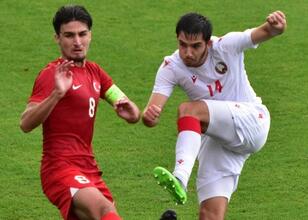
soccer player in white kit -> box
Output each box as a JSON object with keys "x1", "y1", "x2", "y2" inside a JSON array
[{"x1": 142, "y1": 11, "x2": 286, "y2": 220}]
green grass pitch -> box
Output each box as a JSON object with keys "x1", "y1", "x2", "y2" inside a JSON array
[{"x1": 0, "y1": 0, "x2": 307, "y2": 219}]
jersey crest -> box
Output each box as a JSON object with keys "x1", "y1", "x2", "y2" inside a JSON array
[
  {"x1": 215, "y1": 61, "x2": 228, "y2": 74},
  {"x1": 93, "y1": 81, "x2": 101, "y2": 93}
]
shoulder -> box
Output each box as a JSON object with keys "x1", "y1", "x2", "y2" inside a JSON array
[
  {"x1": 159, "y1": 50, "x2": 184, "y2": 71},
  {"x1": 85, "y1": 60, "x2": 100, "y2": 71},
  {"x1": 35, "y1": 59, "x2": 59, "y2": 80},
  {"x1": 85, "y1": 60, "x2": 110, "y2": 76},
  {"x1": 85, "y1": 61, "x2": 113, "y2": 89},
  {"x1": 211, "y1": 29, "x2": 255, "y2": 53}
]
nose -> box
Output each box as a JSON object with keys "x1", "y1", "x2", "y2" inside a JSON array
[
  {"x1": 186, "y1": 47, "x2": 193, "y2": 58},
  {"x1": 73, "y1": 35, "x2": 81, "y2": 46}
]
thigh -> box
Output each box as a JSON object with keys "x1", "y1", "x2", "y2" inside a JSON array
[
  {"x1": 227, "y1": 102, "x2": 270, "y2": 153},
  {"x1": 198, "y1": 176, "x2": 238, "y2": 220},
  {"x1": 197, "y1": 174, "x2": 238, "y2": 204},
  {"x1": 203, "y1": 100, "x2": 270, "y2": 154},
  {"x1": 42, "y1": 167, "x2": 113, "y2": 220},
  {"x1": 197, "y1": 136, "x2": 247, "y2": 202},
  {"x1": 202, "y1": 100, "x2": 242, "y2": 147},
  {"x1": 73, "y1": 187, "x2": 116, "y2": 219}
]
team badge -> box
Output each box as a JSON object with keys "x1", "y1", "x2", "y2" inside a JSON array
[
  {"x1": 215, "y1": 61, "x2": 228, "y2": 74},
  {"x1": 93, "y1": 82, "x2": 101, "y2": 93}
]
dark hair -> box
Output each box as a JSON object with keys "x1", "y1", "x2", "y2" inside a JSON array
[
  {"x1": 176, "y1": 12, "x2": 212, "y2": 42},
  {"x1": 53, "y1": 5, "x2": 92, "y2": 35}
]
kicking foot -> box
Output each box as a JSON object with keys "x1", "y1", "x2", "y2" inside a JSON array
[{"x1": 153, "y1": 166, "x2": 187, "y2": 205}]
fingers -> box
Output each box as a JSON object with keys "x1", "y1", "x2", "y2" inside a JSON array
[
  {"x1": 266, "y1": 10, "x2": 287, "y2": 36},
  {"x1": 114, "y1": 98, "x2": 135, "y2": 114},
  {"x1": 276, "y1": 11, "x2": 286, "y2": 20},
  {"x1": 115, "y1": 98, "x2": 129, "y2": 105},
  {"x1": 266, "y1": 11, "x2": 286, "y2": 25},
  {"x1": 56, "y1": 60, "x2": 75, "y2": 74},
  {"x1": 143, "y1": 104, "x2": 162, "y2": 121},
  {"x1": 67, "y1": 70, "x2": 73, "y2": 77},
  {"x1": 54, "y1": 60, "x2": 74, "y2": 96},
  {"x1": 114, "y1": 98, "x2": 129, "y2": 109}
]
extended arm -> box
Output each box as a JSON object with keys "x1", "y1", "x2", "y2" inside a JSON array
[
  {"x1": 105, "y1": 84, "x2": 140, "y2": 123},
  {"x1": 20, "y1": 93, "x2": 62, "y2": 132},
  {"x1": 251, "y1": 11, "x2": 287, "y2": 44},
  {"x1": 114, "y1": 98, "x2": 140, "y2": 123},
  {"x1": 20, "y1": 60, "x2": 74, "y2": 132},
  {"x1": 142, "y1": 93, "x2": 169, "y2": 127}
]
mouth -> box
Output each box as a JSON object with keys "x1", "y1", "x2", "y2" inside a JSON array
[
  {"x1": 73, "y1": 49, "x2": 83, "y2": 53},
  {"x1": 72, "y1": 47, "x2": 83, "y2": 53},
  {"x1": 184, "y1": 58, "x2": 195, "y2": 64}
]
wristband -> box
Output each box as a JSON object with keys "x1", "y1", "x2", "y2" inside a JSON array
[{"x1": 105, "y1": 84, "x2": 126, "y2": 105}]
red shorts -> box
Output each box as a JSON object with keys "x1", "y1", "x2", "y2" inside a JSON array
[{"x1": 41, "y1": 167, "x2": 113, "y2": 220}]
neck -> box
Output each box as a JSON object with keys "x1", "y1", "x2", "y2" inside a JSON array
[
  {"x1": 60, "y1": 56, "x2": 85, "y2": 67},
  {"x1": 74, "y1": 60, "x2": 85, "y2": 67}
]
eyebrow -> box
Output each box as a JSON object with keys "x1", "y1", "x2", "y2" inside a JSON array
[
  {"x1": 61, "y1": 30, "x2": 89, "y2": 35},
  {"x1": 179, "y1": 39, "x2": 202, "y2": 46}
]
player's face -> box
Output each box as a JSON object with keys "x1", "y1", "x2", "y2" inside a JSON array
[
  {"x1": 55, "y1": 21, "x2": 91, "y2": 65},
  {"x1": 177, "y1": 32, "x2": 208, "y2": 67}
]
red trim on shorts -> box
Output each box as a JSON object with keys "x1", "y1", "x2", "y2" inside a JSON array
[
  {"x1": 177, "y1": 116, "x2": 201, "y2": 134},
  {"x1": 101, "y1": 212, "x2": 121, "y2": 220}
]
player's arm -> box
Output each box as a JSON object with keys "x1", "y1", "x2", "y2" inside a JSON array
[
  {"x1": 142, "y1": 93, "x2": 169, "y2": 127},
  {"x1": 20, "y1": 60, "x2": 74, "y2": 133},
  {"x1": 251, "y1": 11, "x2": 287, "y2": 45},
  {"x1": 20, "y1": 91, "x2": 63, "y2": 133},
  {"x1": 105, "y1": 84, "x2": 140, "y2": 123}
]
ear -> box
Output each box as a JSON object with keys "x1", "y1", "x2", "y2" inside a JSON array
[
  {"x1": 54, "y1": 33, "x2": 60, "y2": 44},
  {"x1": 207, "y1": 40, "x2": 213, "y2": 47}
]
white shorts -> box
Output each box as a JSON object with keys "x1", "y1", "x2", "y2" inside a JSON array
[
  {"x1": 196, "y1": 100, "x2": 270, "y2": 203},
  {"x1": 198, "y1": 175, "x2": 239, "y2": 203}
]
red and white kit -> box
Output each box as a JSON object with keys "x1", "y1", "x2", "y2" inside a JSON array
[{"x1": 153, "y1": 29, "x2": 270, "y2": 202}]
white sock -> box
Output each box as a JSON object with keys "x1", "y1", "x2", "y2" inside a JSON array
[{"x1": 173, "y1": 130, "x2": 201, "y2": 189}]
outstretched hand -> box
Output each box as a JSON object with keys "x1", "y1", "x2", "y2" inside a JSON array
[
  {"x1": 54, "y1": 60, "x2": 74, "y2": 98},
  {"x1": 114, "y1": 98, "x2": 140, "y2": 123},
  {"x1": 266, "y1": 11, "x2": 287, "y2": 36}
]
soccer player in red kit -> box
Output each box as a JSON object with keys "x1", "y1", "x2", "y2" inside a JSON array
[{"x1": 20, "y1": 5, "x2": 140, "y2": 220}]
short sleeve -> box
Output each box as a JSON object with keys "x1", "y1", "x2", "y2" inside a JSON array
[
  {"x1": 97, "y1": 65, "x2": 113, "y2": 99},
  {"x1": 152, "y1": 60, "x2": 177, "y2": 97},
  {"x1": 213, "y1": 29, "x2": 258, "y2": 54},
  {"x1": 29, "y1": 67, "x2": 55, "y2": 103}
]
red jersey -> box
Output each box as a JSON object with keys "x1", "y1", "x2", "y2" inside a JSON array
[{"x1": 29, "y1": 58, "x2": 113, "y2": 174}]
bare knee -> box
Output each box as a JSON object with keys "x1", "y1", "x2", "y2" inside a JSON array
[
  {"x1": 199, "y1": 207, "x2": 225, "y2": 220},
  {"x1": 91, "y1": 200, "x2": 116, "y2": 219},
  {"x1": 73, "y1": 187, "x2": 117, "y2": 220},
  {"x1": 178, "y1": 102, "x2": 193, "y2": 117},
  {"x1": 199, "y1": 197, "x2": 227, "y2": 220},
  {"x1": 178, "y1": 101, "x2": 210, "y2": 129}
]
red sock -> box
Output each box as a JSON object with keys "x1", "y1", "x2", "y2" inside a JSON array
[
  {"x1": 101, "y1": 212, "x2": 121, "y2": 220},
  {"x1": 173, "y1": 116, "x2": 201, "y2": 188},
  {"x1": 177, "y1": 116, "x2": 201, "y2": 134}
]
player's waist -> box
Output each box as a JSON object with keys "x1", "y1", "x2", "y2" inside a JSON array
[
  {"x1": 40, "y1": 155, "x2": 101, "y2": 177},
  {"x1": 42, "y1": 133, "x2": 94, "y2": 156}
]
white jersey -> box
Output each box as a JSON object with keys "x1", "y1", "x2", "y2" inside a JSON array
[{"x1": 153, "y1": 29, "x2": 261, "y2": 104}]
